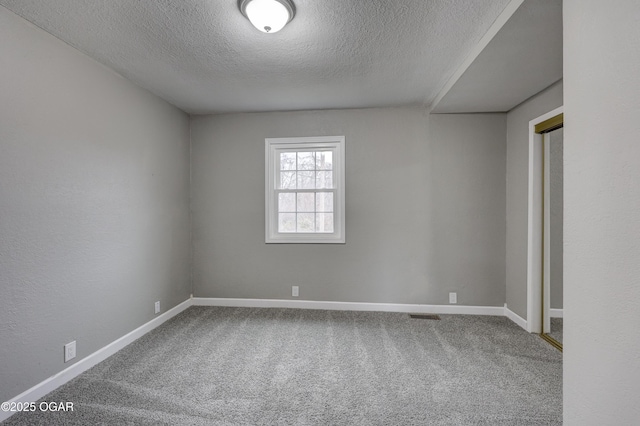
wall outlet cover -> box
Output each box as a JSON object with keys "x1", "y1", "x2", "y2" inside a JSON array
[
  {"x1": 292, "y1": 286, "x2": 299, "y2": 297},
  {"x1": 449, "y1": 292, "x2": 458, "y2": 304},
  {"x1": 155, "y1": 301, "x2": 160, "y2": 314},
  {"x1": 64, "y1": 341, "x2": 76, "y2": 363}
]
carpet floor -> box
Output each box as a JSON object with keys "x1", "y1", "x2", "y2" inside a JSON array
[
  {"x1": 549, "y1": 318, "x2": 563, "y2": 344},
  {"x1": 4, "y1": 307, "x2": 562, "y2": 425}
]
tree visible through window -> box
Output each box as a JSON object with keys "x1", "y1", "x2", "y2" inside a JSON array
[{"x1": 265, "y1": 136, "x2": 345, "y2": 243}]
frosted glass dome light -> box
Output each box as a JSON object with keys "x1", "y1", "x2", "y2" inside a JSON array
[{"x1": 239, "y1": 0, "x2": 295, "y2": 34}]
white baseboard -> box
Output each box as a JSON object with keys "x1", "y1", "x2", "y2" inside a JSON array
[
  {"x1": 550, "y1": 308, "x2": 563, "y2": 318},
  {"x1": 504, "y1": 304, "x2": 528, "y2": 331},
  {"x1": 0, "y1": 298, "x2": 192, "y2": 423},
  {"x1": 192, "y1": 297, "x2": 505, "y2": 316}
]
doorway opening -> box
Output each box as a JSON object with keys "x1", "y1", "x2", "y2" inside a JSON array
[{"x1": 527, "y1": 107, "x2": 563, "y2": 351}]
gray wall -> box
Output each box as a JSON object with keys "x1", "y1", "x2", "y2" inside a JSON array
[
  {"x1": 549, "y1": 129, "x2": 563, "y2": 310},
  {"x1": 505, "y1": 81, "x2": 563, "y2": 319},
  {"x1": 564, "y1": 1, "x2": 640, "y2": 423},
  {"x1": 191, "y1": 108, "x2": 506, "y2": 306},
  {"x1": 0, "y1": 7, "x2": 191, "y2": 402}
]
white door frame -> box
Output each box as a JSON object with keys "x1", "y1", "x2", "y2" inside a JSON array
[{"x1": 527, "y1": 106, "x2": 563, "y2": 333}]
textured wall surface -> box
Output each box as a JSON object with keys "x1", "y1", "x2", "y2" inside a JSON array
[
  {"x1": 564, "y1": 1, "x2": 640, "y2": 423},
  {"x1": 0, "y1": 0, "x2": 511, "y2": 113},
  {"x1": 505, "y1": 81, "x2": 563, "y2": 319},
  {"x1": 0, "y1": 8, "x2": 191, "y2": 402},
  {"x1": 549, "y1": 129, "x2": 563, "y2": 309},
  {"x1": 191, "y1": 108, "x2": 506, "y2": 306}
]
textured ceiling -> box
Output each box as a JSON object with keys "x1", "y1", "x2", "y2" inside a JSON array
[
  {"x1": 432, "y1": 0, "x2": 563, "y2": 113},
  {"x1": 0, "y1": 0, "x2": 512, "y2": 114}
]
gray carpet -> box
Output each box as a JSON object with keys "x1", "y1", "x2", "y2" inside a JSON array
[
  {"x1": 549, "y1": 318, "x2": 563, "y2": 344},
  {"x1": 3, "y1": 307, "x2": 563, "y2": 425}
]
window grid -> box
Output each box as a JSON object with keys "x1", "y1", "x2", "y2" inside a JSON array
[
  {"x1": 276, "y1": 191, "x2": 335, "y2": 233},
  {"x1": 276, "y1": 149, "x2": 335, "y2": 234}
]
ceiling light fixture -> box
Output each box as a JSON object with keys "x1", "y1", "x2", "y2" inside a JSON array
[{"x1": 238, "y1": 0, "x2": 295, "y2": 34}]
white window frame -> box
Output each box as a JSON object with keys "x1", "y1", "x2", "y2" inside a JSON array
[{"x1": 265, "y1": 136, "x2": 345, "y2": 244}]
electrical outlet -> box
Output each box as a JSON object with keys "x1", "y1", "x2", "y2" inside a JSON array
[
  {"x1": 292, "y1": 286, "x2": 299, "y2": 297},
  {"x1": 449, "y1": 292, "x2": 457, "y2": 304},
  {"x1": 155, "y1": 301, "x2": 160, "y2": 314},
  {"x1": 64, "y1": 341, "x2": 76, "y2": 363}
]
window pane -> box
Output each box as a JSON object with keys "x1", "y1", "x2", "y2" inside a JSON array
[
  {"x1": 297, "y1": 171, "x2": 315, "y2": 189},
  {"x1": 316, "y1": 192, "x2": 333, "y2": 212},
  {"x1": 315, "y1": 213, "x2": 334, "y2": 233},
  {"x1": 316, "y1": 171, "x2": 333, "y2": 189},
  {"x1": 278, "y1": 193, "x2": 295, "y2": 212},
  {"x1": 297, "y1": 152, "x2": 315, "y2": 170},
  {"x1": 280, "y1": 152, "x2": 296, "y2": 170},
  {"x1": 296, "y1": 193, "x2": 314, "y2": 212},
  {"x1": 278, "y1": 213, "x2": 296, "y2": 233},
  {"x1": 280, "y1": 171, "x2": 296, "y2": 189},
  {"x1": 297, "y1": 213, "x2": 315, "y2": 232},
  {"x1": 316, "y1": 151, "x2": 333, "y2": 170}
]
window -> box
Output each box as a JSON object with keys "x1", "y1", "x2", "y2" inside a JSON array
[{"x1": 265, "y1": 136, "x2": 345, "y2": 243}]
